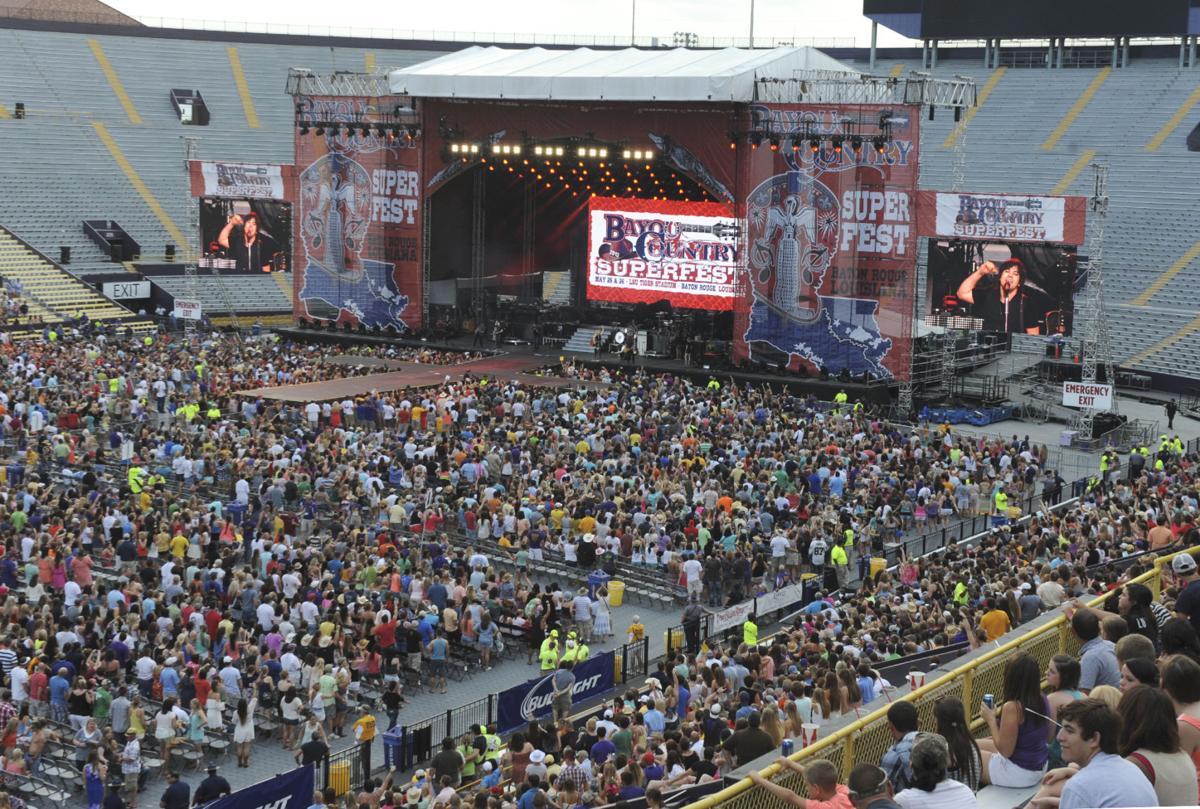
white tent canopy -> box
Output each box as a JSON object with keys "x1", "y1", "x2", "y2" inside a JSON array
[{"x1": 388, "y1": 46, "x2": 857, "y2": 102}]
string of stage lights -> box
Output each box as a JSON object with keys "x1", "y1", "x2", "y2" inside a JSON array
[{"x1": 474, "y1": 152, "x2": 712, "y2": 203}]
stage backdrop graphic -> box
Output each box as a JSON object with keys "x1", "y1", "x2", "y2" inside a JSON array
[
  {"x1": 196, "y1": 765, "x2": 313, "y2": 809},
  {"x1": 915, "y1": 191, "x2": 1087, "y2": 245},
  {"x1": 733, "y1": 103, "x2": 920, "y2": 382},
  {"x1": 497, "y1": 650, "x2": 615, "y2": 733},
  {"x1": 292, "y1": 96, "x2": 422, "y2": 330},
  {"x1": 585, "y1": 197, "x2": 740, "y2": 311}
]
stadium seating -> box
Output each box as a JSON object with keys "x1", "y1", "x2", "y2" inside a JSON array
[
  {"x1": 146, "y1": 272, "x2": 293, "y2": 314},
  {"x1": 0, "y1": 226, "x2": 156, "y2": 337},
  {"x1": 1, "y1": 19, "x2": 1199, "y2": 375}
]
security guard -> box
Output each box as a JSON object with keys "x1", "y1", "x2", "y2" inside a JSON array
[
  {"x1": 127, "y1": 462, "x2": 147, "y2": 495},
  {"x1": 742, "y1": 615, "x2": 758, "y2": 647},
  {"x1": 830, "y1": 539, "x2": 849, "y2": 590},
  {"x1": 706, "y1": 377, "x2": 721, "y2": 391},
  {"x1": 206, "y1": 403, "x2": 221, "y2": 421},
  {"x1": 561, "y1": 637, "x2": 589, "y2": 663},
  {"x1": 994, "y1": 486, "x2": 1009, "y2": 516},
  {"x1": 833, "y1": 389, "x2": 848, "y2": 413},
  {"x1": 483, "y1": 724, "x2": 503, "y2": 764},
  {"x1": 539, "y1": 630, "x2": 560, "y2": 672}
]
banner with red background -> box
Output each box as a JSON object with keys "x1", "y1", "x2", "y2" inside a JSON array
[
  {"x1": 733, "y1": 103, "x2": 920, "y2": 382},
  {"x1": 586, "y1": 197, "x2": 740, "y2": 311},
  {"x1": 292, "y1": 96, "x2": 423, "y2": 330}
]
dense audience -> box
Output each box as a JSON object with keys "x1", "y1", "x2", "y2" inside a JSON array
[{"x1": 0, "y1": 327, "x2": 1194, "y2": 809}]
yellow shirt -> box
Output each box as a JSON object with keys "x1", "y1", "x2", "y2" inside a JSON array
[
  {"x1": 170, "y1": 534, "x2": 190, "y2": 559},
  {"x1": 353, "y1": 714, "x2": 376, "y2": 742},
  {"x1": 980, "y1": 609, "x2": 1011, "y2": 641}
]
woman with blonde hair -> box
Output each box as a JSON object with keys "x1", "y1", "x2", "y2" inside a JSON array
[{"x1": 759, "y1": 705, "x2": 786, "y2": 747}]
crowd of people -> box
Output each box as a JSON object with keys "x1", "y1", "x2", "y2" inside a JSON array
[{"x1": 0, "y1": 326, "x2": 1193, "y2": 809}]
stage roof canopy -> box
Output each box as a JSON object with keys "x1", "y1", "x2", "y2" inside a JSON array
[{"x1": 388, "y1": 46, "x2": 857, "y2": 102}]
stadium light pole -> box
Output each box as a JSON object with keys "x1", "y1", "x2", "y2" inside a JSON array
[
  {"x1": 631, "y1": 0, "x2": 635, "y2": 45},
  {"x1": 749, "y1": 0, "x2": 755, "y2": 48}
]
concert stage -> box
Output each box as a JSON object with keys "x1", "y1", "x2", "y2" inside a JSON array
[{"x1": 258, "y1": 327, "x2": 890, "y2": 405}]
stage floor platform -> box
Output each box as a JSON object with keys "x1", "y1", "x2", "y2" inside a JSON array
[{"x1": 240, "y1": 353, "x2": 611, "y2": 402}]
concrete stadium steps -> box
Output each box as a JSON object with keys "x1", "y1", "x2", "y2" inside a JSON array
[{"x1": 0, "y1": 227, "x2": 135, "y2": 322}]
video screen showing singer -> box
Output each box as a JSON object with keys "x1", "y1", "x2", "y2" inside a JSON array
[
  {"x1": 218, "y1": 212, "x2": 278, "y2": 273},
  {"x1": 955, "y1": 257, "x2": 1039, "y2": 335}
]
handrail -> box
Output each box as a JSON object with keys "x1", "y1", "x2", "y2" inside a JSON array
[{"x1": 683, "y1": 546, "x2": 1194, "y2": 809}]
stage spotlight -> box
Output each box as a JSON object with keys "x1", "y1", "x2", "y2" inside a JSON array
[
  {"x1": 578, "y1": 147, "x2": 587, "y2": 158},
  {"x1": 315, "y1": 125, "x2": 325, "y2": 135},
  {"x1": 493, "y1": 143, "x2": 501, "y2": 154},
  {"x1": 768, "y1": 136, "x2": 779, "y2": 152},
  {"x1": 554, "y1": 146, "x2": 564, "y2": 156},
  {"x1": 749, "y1": 133, "x2": 761, "y2": 150},
  {"x1": 470, "y1": 144, "x2": 480, "y2": 154},
  {"x1": 360, "y1": 124, "x2": 370, "y2": 136},
  {"x1": 622, "y1": 150, "x2": 632, "y2": 159},
  {"x1": 587, "y1": 148, "x2": 597, "y2": 157},
  {"x1": 832, "y1": 138, "x2": 843, "y2": 154},
  {"x1": 450, "y1": 144, "x2": 460, "y2": 153},
  {"x1": 850, "y1": 136, "x2": 863, "y2": 153},
  {"x1": 728, "y1": 133, "x2": 738, "y2": 150},
  {"x1": 598, "y1": 148, "x2": 607, "y2": 158},
  {"x1": 299, "y1": 124, "x2": 309, "y2": 135},
  {"x1": 407, "y1": 125, "x2": 419, "y2": 139},
  {"x1": 791, "y1": 140, "x2": 800, "y2": 153},
  {"x1": 809, "y1": 138, "x2": 820, "y2": 153},
  {"x1": 873, "y1": 136, "x2": 887, "y2": 154}
]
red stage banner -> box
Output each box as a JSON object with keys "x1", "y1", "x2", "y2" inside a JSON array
[
  {"x1": 585, "y1": 197, "x2": 740, "y2": 311},
  {"x1": 291, "y1": 96, "x2": 423, "y2": 330},
  {"x1": 733, "y1": 103, "x2": 920, "y2": 382},
  {"x1": 915, "y1": 190, "x2": 1087, "y2": 245}
]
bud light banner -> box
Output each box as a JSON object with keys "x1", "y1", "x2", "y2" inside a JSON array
[
  {"x1": 197, "y1": 765, "x2": 313, "y2": 809},
  {"x1": 293, "y1": 96, "x2": 422, "y2": 331},
  {"x1": 733, "y1": 103, "x2": 919, "y2": 382},
  {"x1": 586, "y1": 198, "x2": 741, "y2": 311},
  {"x1": 497, "y1": 651, "x2": 615, "y2": 733}
]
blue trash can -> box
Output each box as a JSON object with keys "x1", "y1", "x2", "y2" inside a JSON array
[
  {"x1": 382, "y1": 728, "x2": 404, "y2": 770},
  {"x1": 587, "y1": 570, "x2": 610, "y2": 599},
  {"x1": 227, "y1": 501, "x2": 248, "y2": 526}
]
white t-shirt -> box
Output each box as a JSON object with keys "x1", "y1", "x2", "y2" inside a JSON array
[
  {"x1": 770, "y1": 535, "x2": 790, "y2": 558},
  {"x1": 894, "y1": 779, "x2": 979, "y2": 809},
  {"x1": 683, "y1": 558, "x2": 703, "y2": 583}
]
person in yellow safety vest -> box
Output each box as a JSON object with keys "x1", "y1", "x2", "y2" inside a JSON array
[
  {"x1": 1155, "y1": 458, "x2": 1165, "y2": 472},
  {"x1": 706, "y1": 377, "x2": 720, "y2": 391},
  {"x1": 483, "y1": 725, "x2": 502, "y2": 763},
  {"x1": 833, "y1": 390, "x2": 848, "y2": 414},
  {"x1": 743, "y1": 616, "x2": 758, "y2": 647},
  {"x1": 830, "y1": 540, "x2": 849, "y2": 590},
  {"x1": 47, "y1": 329, "x2": 57, "y2": 342},
  {"x1": 1160, "y1": 435, "x2": 1171, "y2": 455},
  {"x1": 953, "y1": 579, "x2": 969, "y2": 606},
  {"x1": 994, "y1": 487, "x2": 1009, "y2": 515},
  {"x1": 1173, "y1": 437, "x2": 1184, "y2": 456},
  {"x1": 127, "y1": 464, "x2": 147, "y2": 494},
  {"x1": 852, "y1": 400, "x2": 864, "y2": 415},
  {"x1": 562, "y1": 637, "x2": 589, "y2": 663},
  {"x1": 206, "y1": 404, "x2": 220, "y2": 420},
  {"x1": 143, "y1": 335, "x2": 153, "y2": 347},
  {"x1": 539, "y1": 630, "x2": 559, "y2": 671}
]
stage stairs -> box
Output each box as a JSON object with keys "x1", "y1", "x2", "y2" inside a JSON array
[{"x1": 564, "y1": 325, "x2": 601, "y2": 353}]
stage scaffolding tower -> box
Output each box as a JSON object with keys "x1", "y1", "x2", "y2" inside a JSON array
[
  {"x1": 471, "y1": 170, "x2": 486, "y2": 322},
  {"x1": 182, "y1": 136, "x2": 201, "y2": 338},
  {"x1": 1069, "y1": 162, "x2": 1114, "y2": 439}
]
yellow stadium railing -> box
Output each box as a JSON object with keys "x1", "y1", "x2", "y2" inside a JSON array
[{"x1": 685, "y1": 548, "x2": 1192, "y2": 809}]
